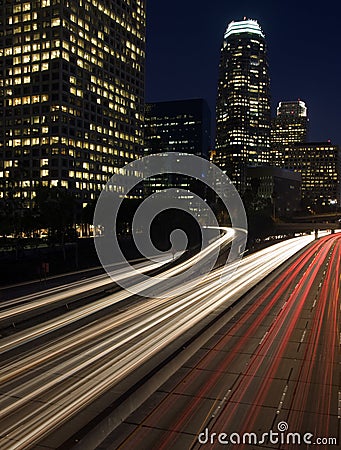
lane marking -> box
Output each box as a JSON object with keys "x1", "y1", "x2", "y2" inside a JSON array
[
  {"x1": 211, "y1": 390, "x2": 231, "y2": 419},
  {"x1": 300, "y1": 330, "x2": 306, "y2": 343},
  {"x1": 259, "y1": 331, "x2": 268, "y2": 345},
  {"x1": 276, "y1": 384, "x2": 288, "y2": 414}
]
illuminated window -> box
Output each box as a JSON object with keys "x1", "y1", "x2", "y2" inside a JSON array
[{"x1": 51, "y1": 18, "x2": 61, "y2": 27}]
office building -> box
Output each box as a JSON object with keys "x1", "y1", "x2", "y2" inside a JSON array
[
  {"x1": 0, "y1": 0, "x2": 146, "y2": 207},
  {"x1": 214, "y1": 18, "x2": 271, "y2": 194},
  {"x1": 271, "y1": 100, "x2": 308, "y2": 164},
  {"x1": 247, "y1": 165, "x2": 301, "y2": 217},
  {"x1": 144, "y1": 99, "x2": 210, "y2": 159},
  {"x1": 283, "y1": 142, "x2": 340, "y2": 210},
  {"x1": 144, "y1": 99, "x2": 211, "y2": 194}
]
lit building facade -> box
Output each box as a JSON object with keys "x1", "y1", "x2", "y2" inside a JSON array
[
  {"x1": 144, "y1": 99, "x2": 211, "y2": 194},
  {"x1": 283, "y1": 142, "x2": 340, "y2": 210},
  {"x1": 0, "y1": 0, "x2": 146, "y2": 207},
  {"x1": 144, "y1": 99, "x2": 211, "y2": 159},
  {"x1": 271, "y1": 100, "x2": 308, "y2": 164},
  {"x1": 214, "y1": 18, "x2": 271, "y2": 194}
]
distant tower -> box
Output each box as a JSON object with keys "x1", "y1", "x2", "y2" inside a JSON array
[
  {"x1": 214, "y1": 18, "x2": 271, "y2": 194},
  {"x1": 271, "y1": 100, "x2": 308, "y2": 164}
]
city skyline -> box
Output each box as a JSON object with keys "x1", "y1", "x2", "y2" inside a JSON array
[
  {"x1": 146, "y1": 0, "x2": 341, "y2": 146},
  {"x1": 0, "y1": 3, "x2": 340, "y2": 448}
]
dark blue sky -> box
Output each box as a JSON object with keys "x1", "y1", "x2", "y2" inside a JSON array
[{"x1": 146, "y1": 0, "x2": 341, "y2": 146}]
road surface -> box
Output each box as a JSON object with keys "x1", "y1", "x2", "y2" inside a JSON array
[
  {"x1": 0, "y1": 231, "x2": 327, "y2": 449},
  {"x1": 98, "y1": 233, "x2": 340, "y2": 450}
]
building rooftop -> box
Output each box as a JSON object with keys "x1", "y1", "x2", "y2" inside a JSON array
[{"x1": 224, "y1": 19, "x2": 264, "y2": 39}]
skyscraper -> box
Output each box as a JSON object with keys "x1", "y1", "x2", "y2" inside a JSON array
[
  {"x1": 0, "y1": 0, "x2": 146, "y2": 207},
  {"x1": 144, "y1": 99, "x2": 211, "y2": 159},
  {"x1": 271, "y1": 100, "x2": 308, "y2": 164},
  {"x1": 214, "y1": 18, "x2": 271, "y2": 194},
  {"x1": 143, "y1": 98, "x2": 211, "y2": 194}
]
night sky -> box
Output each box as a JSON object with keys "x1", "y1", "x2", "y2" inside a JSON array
[{"x1": 146, "y1": 0, "x2": 341, "y2": 147}]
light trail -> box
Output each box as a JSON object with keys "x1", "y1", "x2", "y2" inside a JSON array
[
  {"x1": 0, "y1": 228, "x2": 235, "y2": 353},
  {"x1": 0, "y1": 231, "x2": 318, "y2": 449},
  {"x1": 0, "y1": 254, "x2": 173, "y2": 325},
  {"x1": 0, "y1": 231, "x2": 309, "y2": 356},
  {"x1": 126, "y1": 235, "x2": 332, "y2": 450},
  {"x1": 113, "y1": 234, "x2": 340, "y2": 450},
  {"x1": 0, "y1": 227, "x2": 236, "y2": 326}
]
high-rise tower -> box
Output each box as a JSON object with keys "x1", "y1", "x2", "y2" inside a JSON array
[
  {"x1": 271, "y1": 100, "x2": 308, "y2": 164},
  {"x1": 143, "y1": 99, "x2": 211, "y2": 195},
  {"x1": 144, "y1": 99, "x2": 211, "y2": 159},
  {"x1": 214, "y1": 18, "x2": 271, "y2": 194},
  {"x1": 0, "y1": 0, "x2": 146, "y2": 207}
]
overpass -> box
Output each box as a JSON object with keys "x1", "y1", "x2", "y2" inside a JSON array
[
  {"x1": 292, "y1": 212, "x2": 341, "y2": 222},
  {"x1": 274, "y1": 211, "x2": 340, "y2": 233},
  {"x1": 275, "y1": 222, "x2": 340, "y2": 233}
]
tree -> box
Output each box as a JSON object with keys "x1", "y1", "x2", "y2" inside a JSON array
[
  {"x1": 34, "y1": 187, "x2": 78, "y2": 257},
  {"x1": 242, "y1": 183, "x2": 275, "y2": 247}
]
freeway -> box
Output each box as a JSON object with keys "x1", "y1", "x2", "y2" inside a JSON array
[
  {"x1": 0, "y1": 227, "x2": 234, "y2": 351},
  {"x1": 0, "y1": 231, "x2": 319, "y2": 449},
  {"x1": 103, "y1": 233, "x2": 340, "y2": 450},
  {"x1": 0, "y1": 253, "x2": 173, "y2": 327},
  {"x1": 0, "y1": 226, "x2": 235, "y2": 328}
]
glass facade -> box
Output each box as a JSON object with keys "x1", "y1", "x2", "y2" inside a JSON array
[
  {"x1": 214, "y1": 19, "x2": 271, "y2": 194},
  {"x1": 144, "y1": 99, "x2": 210, "y2": 159},
  {"x1": 144, "y1": 99, "x2": 211, "y2": 194},
  {"x1": 0, "y1": 0, "x2": 146, "y2": 206}
]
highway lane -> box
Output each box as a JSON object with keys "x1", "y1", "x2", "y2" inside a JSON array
[
  {"x1": 0, "y1": 226, "x2": 236, "y2": 328},
  {"x1": 0, "y1": 231, "x2": 308, "y2": 362},
  {"x1": 0, "y1": 227, "x2": 235, "y2": 352},
  {"x1": 103, "y1": 233, "x2": 340, "y2": 450},
  {"x1": 0, "y1": 254, "x2": 174, "y2": 327},
  {"x1": 0, "y1": 232, "x2": 317, "y2": 449},
  {"x1": 0, "y1": 227, "x2": 235, "y2": 446}
]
